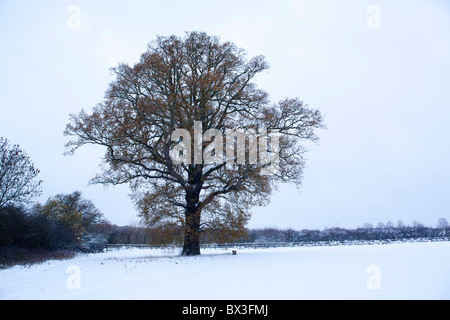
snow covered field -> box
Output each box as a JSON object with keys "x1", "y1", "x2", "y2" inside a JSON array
[{"x1": 1, "y1": 241, "x2": 450, "y2": 300}]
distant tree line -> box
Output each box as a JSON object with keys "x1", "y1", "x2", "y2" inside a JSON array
[
  {"x1": 91, "y1": 222, "x2": 247, "y2": 246},
  {"x1": 92, "y1": 218, "x2": 450, "y2": 246},
  {"x1": 246, "y1": 219, "x2": 450, "y2": 243}
]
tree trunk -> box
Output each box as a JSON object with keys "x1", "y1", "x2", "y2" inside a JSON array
[
  {"x1": 181, "y1": 166, "x2": 203, "y2": 256},
  {"x1": 181, "y1": 207, "x2": 201, "y2": 256}
]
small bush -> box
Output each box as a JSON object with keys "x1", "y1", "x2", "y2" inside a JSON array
[{"x1": 0, "y1": 193, "x2": 107, "y2": 268}]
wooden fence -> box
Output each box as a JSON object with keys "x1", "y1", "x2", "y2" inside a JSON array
[{"x1": 105, "y1": 236, "x2": 450, "y2": 251}]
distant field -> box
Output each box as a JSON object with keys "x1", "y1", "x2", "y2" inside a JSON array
[{"x1": 1, "y1": 241, "x2": 450, "y2": 300}]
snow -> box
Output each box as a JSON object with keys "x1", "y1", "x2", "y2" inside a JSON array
[{"x1": 1, "y1": 241, "x2": 450, "y2": 300}]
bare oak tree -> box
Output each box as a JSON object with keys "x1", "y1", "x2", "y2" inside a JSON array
[
  {"x1": 65, "y1": 31, "x2": 324, "y2": 255},
  {"x1": 0, "y1": 137, "x2": 43, "y2": 208}
]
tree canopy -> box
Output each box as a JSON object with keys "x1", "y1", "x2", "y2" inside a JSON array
[
  {"x1": 65, "y1": 31, "x2": 324, "y2": 255},
  {"x1": 0, "y1": 137, "x2": 42, "y2": 209}
]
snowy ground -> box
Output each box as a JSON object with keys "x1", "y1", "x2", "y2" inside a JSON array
[{"x1": 1, "y1": 241, "x2": 450, "y2": 300}]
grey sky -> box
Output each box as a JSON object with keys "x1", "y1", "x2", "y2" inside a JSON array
[{"x1": 1, "y1": 0, "x2": 449, "y2": 229}]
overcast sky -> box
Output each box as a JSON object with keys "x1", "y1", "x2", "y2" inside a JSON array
[{"x1": 1, "y1": 0, "x2": 449, "y2": 230}]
